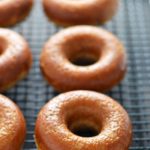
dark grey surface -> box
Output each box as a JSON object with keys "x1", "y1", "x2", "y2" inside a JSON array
[{"x1": 3, "y1": 0, "x2": 150, "y2": 149}]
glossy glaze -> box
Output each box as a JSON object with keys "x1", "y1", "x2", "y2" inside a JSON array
[
  {"x1": 0, "y1": 0, "x2": 33, "y2": 26},
  {"x1": 0, "y1": 28, "x2": 32, "y2": 92},
  {"x1": 40, "y1": 26, "x2": 127, "y2": 92},
  {"x1": 0, "y1": 94, "x2": 26, "y2": 150},
  {"x1": 35, "y1": 90, "x2": 132, "y2": 150},
  {"x1": 42, "y1": 0, "x2": 119, "y2": 26}
]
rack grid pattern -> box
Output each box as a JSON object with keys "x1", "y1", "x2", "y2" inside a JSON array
[{"x1": 3, "y1": 0, "x2": 150, "y2": 149}]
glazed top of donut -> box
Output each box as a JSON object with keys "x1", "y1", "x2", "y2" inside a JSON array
[
  {"x1": 41, "y1": 26, "x2": 126, "y2": 92},
  {"x1": 0, "y1": 28, "x2": 32, "y2": 90},
  {"x1": 0, "y1": 28, "x2": 31, "y2": 64},
  {"x1": 36, "y1": 90, "x2": 132, "y2": 150},
  {"x1": 0, "y1": 95, "x2": 26, "y2": 150},
  {"x1": 42, "y1": 0, "x2": 118, "y2": 25},
  {"x1": 42, "y1": 25, "x2": 126, "y2": 73}
]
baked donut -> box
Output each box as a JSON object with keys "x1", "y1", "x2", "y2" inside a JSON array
[
  {"x1": 42, "y1": 0, "x2": 119, "y2": 26},
  {"x1": 0, "y1": 0, "x2": 33, "y2": 27},
  {"x1": 40, "y1": 26, "x2": 127, "y2": 92},
  {"x1": 35, "y1": 90, "x2": 132, "y2": 150},
  {"x1": 0, "y1": 94, "x2": 26, "y2": 150},
  {"x1": 0, "y1": 28, "x2": 32, "y2": 92}
]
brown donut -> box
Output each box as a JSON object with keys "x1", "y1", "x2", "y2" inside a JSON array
[
  {"x1": 0, "y1": 28, "x2": 32, "y2": 92},
  {"x1": 40, "y1": 26, "x2": 127, "y2": 92},
  {"x1": 35, "y1": 90, "x2": 132, "y2": 150},
  {"x1": 42, "y1": 0, "x2": 119, "y2": 26},
  {"x1": 0, "y1": 94, "x2": 26, "y2": 150},
  {"x1": 0, "y1": 0, "x2": 33, "y2": 27}
]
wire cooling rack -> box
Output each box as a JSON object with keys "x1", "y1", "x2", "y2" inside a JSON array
[{"x1": 2, "y1": 0, "x2": 150, "y2": 149}]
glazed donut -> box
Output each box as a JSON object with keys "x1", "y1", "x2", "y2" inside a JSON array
[
  {"x1": 40, "y1": 26, "x2": 127, "y2": 92},
  {"x1": 35, "y1": 90, "x2": 132, "y2": 150},
  {"x1": 42, "y1": 0, "x2": 119, "y2": 26},
  {"x1": 0, "y1": 94, "x2": 26, "y2": 150},
  {"x1": 0, "y1": 28, "x2": 32, "y2": 92},
  {"x1": 0, "y1": 0, "x2": 33, "y2": 26}
]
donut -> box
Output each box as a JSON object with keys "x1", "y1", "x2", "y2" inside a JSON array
[
  {"x1": 40, "y1": 26, "x2": 127, "y2": 92},
  {"x1": 0, "y1": 94, "x2": 26, "y2": 150},
  {"x1": 0, "y1": 0, "x2": 33, "y2": 26},
  {"x1": 0, "y1": 28, "x2": 32, "y2": 92},
  {"x1": 42, "y1": 0, "x2": 119, "y2": 26},
  {"x1": 35, "y1": 90, "x2": 132, "y2": 150}
]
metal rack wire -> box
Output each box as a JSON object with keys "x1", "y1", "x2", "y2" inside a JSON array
[{"x1": 3, "y1": 0, "x2": 150, "y2": 149}]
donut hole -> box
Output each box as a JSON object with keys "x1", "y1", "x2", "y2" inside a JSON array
[
  {"x1": 0, "y1": 37, "x2": 7, "y2": 55},
  {"x1": 64, "y1": 35, "x2": 102, "y2": 66},
  {"x1": 65, "y1": 107, "x2": 101, "y2": 137},
  {"x1": 69, "y1": 121, "x2": 99, "y2": 137},
  {"x1": 71, "y1": 52, "x2": 99, "y2": 66}
]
